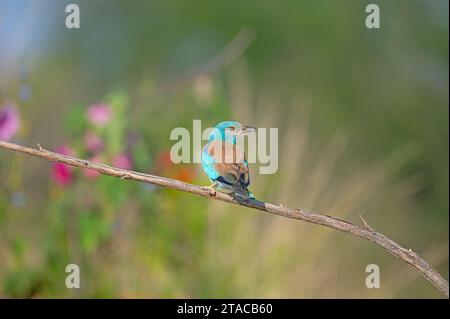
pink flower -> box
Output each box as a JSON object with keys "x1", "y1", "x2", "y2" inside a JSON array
[
  {"x1": 83, "y1": 155, "x2": 102, "y2": 179},
  {"x1": 0, "y1": 103, "x2": 21, "y2": 141},
  {"x1": 52, "y1": 163, "x2": 73, "y2": 186},
  {"x1": 113, "y1": 153, "x2": 132, "y2": 170},
  {"x1": 84, "y1": 131, "x2": 104, "y2": 153},
  {"x1": 86, "y1": 103, "x2": 112, "y2": 126},
  {"x1": 51, "y1": 145, "x2": 74, "y2": 186}
]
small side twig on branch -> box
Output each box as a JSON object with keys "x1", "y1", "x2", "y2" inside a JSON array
[{"x1": 0, "y1": 140, "x2": 448, "y2": 297}]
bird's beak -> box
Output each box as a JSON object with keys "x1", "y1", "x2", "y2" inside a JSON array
[{"x1": 242, "y1": 125, "x2": 256, "y2": 134}]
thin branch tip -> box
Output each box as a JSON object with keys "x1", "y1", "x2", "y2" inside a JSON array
[{"x1": 359, "y1": 214, "x2": 375, "y2": 232}]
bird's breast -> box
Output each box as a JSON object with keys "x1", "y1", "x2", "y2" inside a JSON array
[{"x1": 203, "y1": 140, "x2": 245, "y2": 164}]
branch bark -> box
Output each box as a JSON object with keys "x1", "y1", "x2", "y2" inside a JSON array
[{"x1": 0, "y1": 140, "x2": 448, "y2": 297}]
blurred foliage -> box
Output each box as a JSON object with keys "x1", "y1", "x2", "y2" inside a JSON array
[{"x1": 0, "y1": 0, "x2": 448, "y2": 298}]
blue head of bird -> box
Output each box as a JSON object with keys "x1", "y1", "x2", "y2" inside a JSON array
[{"x1": 208, "y1": 121, "x2": 256, "y2": 144}]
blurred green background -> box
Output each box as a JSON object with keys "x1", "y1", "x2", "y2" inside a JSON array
[{"x1": 0, "y1": 0, "x2": 448, "y2": 298}]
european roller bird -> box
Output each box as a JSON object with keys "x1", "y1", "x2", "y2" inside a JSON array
[{"x1": 202, "y1": 121, "x2": 256, "y2": 199}]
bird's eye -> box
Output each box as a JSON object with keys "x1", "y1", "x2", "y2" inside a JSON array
[{"x1": 229, "y1": 127, "x2": 235, "y2": 131}]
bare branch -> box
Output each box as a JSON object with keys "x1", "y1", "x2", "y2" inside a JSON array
[
  {"x1": 359, "y1": 214, "x2": 376, "y2": 232},
  {"x1": 0, "y1": 140, "x2": 448, "y2": 297}
]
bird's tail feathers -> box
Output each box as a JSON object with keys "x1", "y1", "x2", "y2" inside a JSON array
[{"x1": 232, "y1": 185, "x2": 254, "y2": 199}]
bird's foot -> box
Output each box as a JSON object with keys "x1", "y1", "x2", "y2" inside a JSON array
[{"x1": 203, "y1": 185, "x2": 217, "y2": 197}]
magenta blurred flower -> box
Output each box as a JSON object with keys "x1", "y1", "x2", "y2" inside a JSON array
[
  {"x1": 84, "y1": 131, "x2": 104, "y2": 153},
  {"x1": 113, "y1": 153, "x2": 132, "y2": 170},
  {"x1": 52, "y1": 163, "x2": 74, "y2": 186},
  {"x1": 86, "y1": 103, "x2": 112, "y2": 126},
  {"x1": 0, "y1": 103, "x2": 21, "y2": 141},
  {"x1": 51, "y1": 145, "x2": 74, "y2": 186}
]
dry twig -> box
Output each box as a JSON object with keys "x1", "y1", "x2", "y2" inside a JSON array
[{"x1": 0, "y1": 140, "x2": 448, "y2": 297}]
